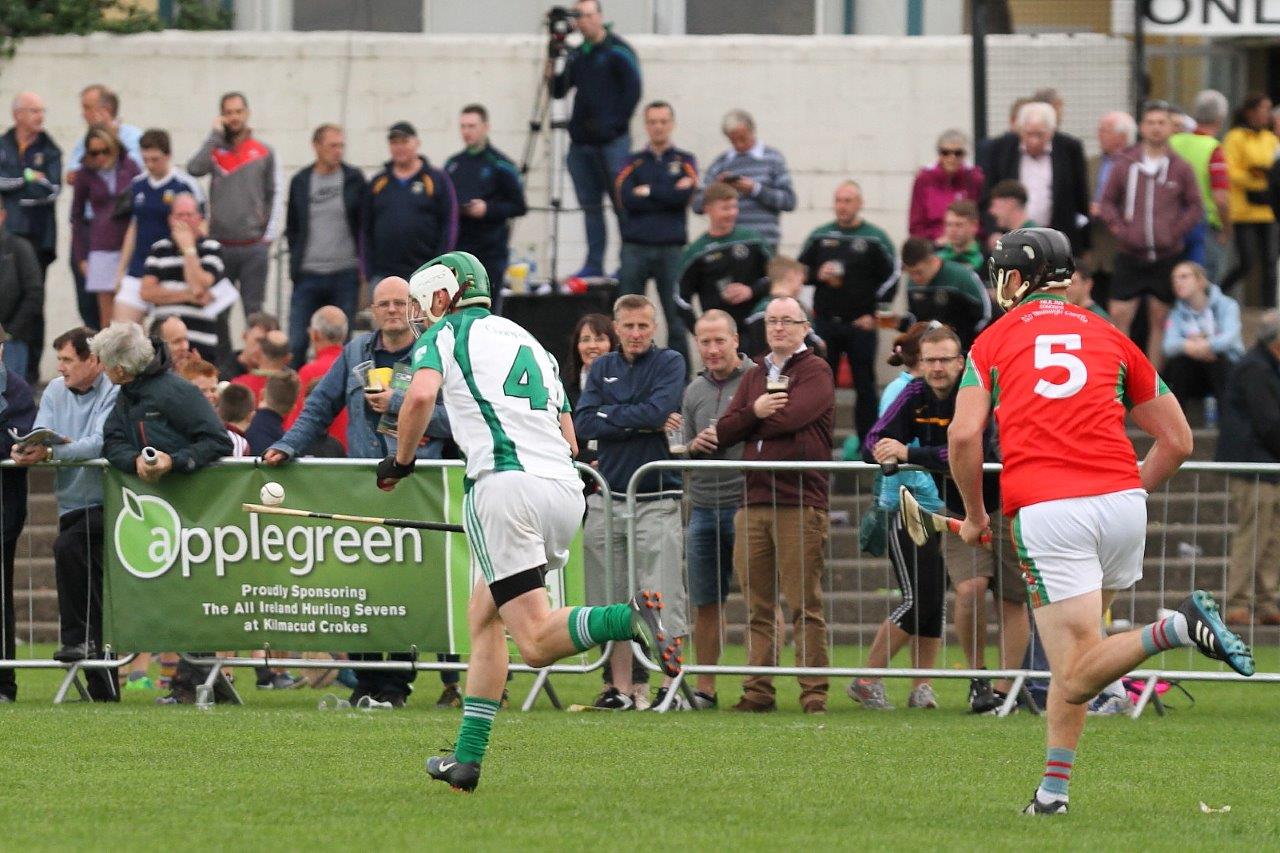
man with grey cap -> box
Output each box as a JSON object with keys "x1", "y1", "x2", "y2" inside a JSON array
[{"x1": 364, "y1": 121, "x2": 458, "y2": 285}]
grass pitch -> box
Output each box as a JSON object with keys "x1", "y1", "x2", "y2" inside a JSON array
[{"x1": 3, "y1": 645, "x2": 1279, "y2": 851}]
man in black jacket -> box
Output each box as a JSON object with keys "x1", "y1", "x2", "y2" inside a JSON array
[
  {"x1": 0, "y1": 329, "x2": 35, "y2": 703},
  {"x1": 0, "y1": 207, "x2": 44, "y2": 379},
  {"x1": 445, "y1": 105, "x2": 526, "y2": 316},
  {"x1": 1218, "y1": 312, "x2": 1280, "y2": 626},
  {"x1": 285, "y1": 124, "x2": 365, "y2": 367},
  {"x1": 549, "y1": 0, "x2": 642, "y2": 277},
  {"x1": 93, "y1": 322, "x2": 233, "y2": 705},
  {"x1": 95, "y1": 324, "x2": 231, "y2": 481},
  {"x1": 980, "y1": 100, "x2": 1091, "y2": 254}
]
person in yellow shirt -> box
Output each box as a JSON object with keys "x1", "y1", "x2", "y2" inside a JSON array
[{"x1": 1221, "y1": 93, "x2": 1279, "y2": 307}]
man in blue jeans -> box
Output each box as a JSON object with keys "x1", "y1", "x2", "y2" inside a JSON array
[
  {"x1": 285, "y1": 124, "x2": 367, "y2": 367},
  {"x1": 549, "y1": 0, "x2": 641, "y2": 277},
  {"x1": 678, "y1": 309, "x2": 748, "y2": 708}
]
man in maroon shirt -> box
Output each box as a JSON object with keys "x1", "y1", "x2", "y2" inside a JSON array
[{"x1": 716, "y1": 296, "x2": 834, "y2": 714}]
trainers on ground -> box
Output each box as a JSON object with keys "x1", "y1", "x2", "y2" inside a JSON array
[
  {"x1": 730, "y1": 695, "x2": 776, "y2": 712},
  {"x1": 156, "y1": 686, "x2": 195, "y2": 705},
  {"x1": 375, "y1": 691, "x2": 407, "y2": 709},
  {"x1": 1177, "y1": 590, "x2": 1255, "y2": 676},
  {"x1": 652, "y1": 687, "x2": 690, "y2": 711},
  {"x1": 1023, "y1": 794, "x2": 1068, "y2": 815},
  {"x1": 435, "y1": 683, "x2": 462, "y2": 709},
  {"x1": 629, "y1": 590, "x2": 683, "y2": 677},
  {"x1": 258, "y1": 672, "x2": 307, "y2": 690},
  {"x1": 907, "y1": 683, "x2": 938, "y2": 709},
  {"x1": 593, "y1": 687, "x2": 634, "y2": 710},
  {"x1": 691, "y1": 690, "x2": 718, "y2": 710},
  {"x1": 1087, "y1": 692, "x2": 1133, "y2": 716},
  {"x1": 426, "y1": 753, "x2": 481, "y2": 792},
  {"x1": 802, "y1": 699, "x2": 827, "y2": 715},
  {"x1": 124, "y1": 675, "x2": 155, "y2": 691},
  {"x1": 968, "y1": 677, "x2": 1001, "y2": 714},
  {"x1": 847, "y1": 678, "x2": 894, "y2": 710},
  {"x1": 630, "y1": 684, "x2": 652, "y2": 711}
]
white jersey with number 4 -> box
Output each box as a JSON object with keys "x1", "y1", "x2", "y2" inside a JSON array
[{"x1": 411, "y1": 307, "x2": 577, "y2": 483}]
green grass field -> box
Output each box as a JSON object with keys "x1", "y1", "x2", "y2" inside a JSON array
[{"x1": 3, "y1": 645, "x2": 1279, "y2": 851}]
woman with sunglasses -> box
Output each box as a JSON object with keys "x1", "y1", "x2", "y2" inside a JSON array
[
  {"x1": 70, "y1": 126, "x2": 140, "y2": 327},
  {"x1": 908, "y1": 129, "x2": 984, "y2": 242}
]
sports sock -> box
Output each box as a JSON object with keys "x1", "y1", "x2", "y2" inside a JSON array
[
  {"x1": 454, "y1": 696, "x2": 501, "y2": 765},
  {"x1": 1139, "y1": 612, "x2": 1191, "y2": 656},
  {"x1": 1037, "y1": 747, "x2": 1074, "y2": 802},
  {"x1": 567, "y1": 605, "x2": 634, "y2": 652}
]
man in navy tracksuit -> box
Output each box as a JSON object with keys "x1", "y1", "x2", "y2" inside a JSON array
[
  {"x1": 614, "y1": 101, "x2": 697, "y2": 365},
  {"x1": 573, "y1": 294, "x2": 688, "y2": 709},
  {"x1": 445, "y1": 104, "x2": 527, "y2": 315},
  {"x1": 549, "y1": 0, "x2": 641, "y2": 278},
  {"x1": 364, "y1": 121, "x2": 457, "y2": 283}
]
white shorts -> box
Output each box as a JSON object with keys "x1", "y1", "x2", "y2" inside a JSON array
[
  {"x1": 115, "y1": 275, "x2": 152, "y2": 312},
  {"x1": 463, "y1": 471, "x2": 584, "y2": 585},
  {"x1": 1011, "y1": 489, "x2": 1147, "y2": 607}
]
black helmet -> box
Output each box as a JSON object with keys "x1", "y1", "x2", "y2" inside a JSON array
[{"x1": 988, "y1": 227, "x2": 1074, "y2": 309}]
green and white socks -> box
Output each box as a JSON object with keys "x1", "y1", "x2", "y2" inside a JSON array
[
  {"x1": 454, "y1": 696, "x2": 501, "y2": 765},
  {"x1": 567, "y1": 604, "x2": 635, "y2": 652}
]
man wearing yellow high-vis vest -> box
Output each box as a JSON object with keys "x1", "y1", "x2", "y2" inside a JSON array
[{"x1": 1170, "y1": 90, "x2": 1231, "y2": 284}]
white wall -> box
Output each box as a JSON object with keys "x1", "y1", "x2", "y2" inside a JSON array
[{"x1": 0, "y1": 31, "x2": 1126, "y2": 378}]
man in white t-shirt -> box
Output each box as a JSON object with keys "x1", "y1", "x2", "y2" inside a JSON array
[{"x1": 375, "y1": 251, "x2": 682, "y2": 793}]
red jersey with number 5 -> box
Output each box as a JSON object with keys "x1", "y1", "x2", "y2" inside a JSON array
[{"x1": 959, "y1": 294, "x2": 1168, "y2": 515}]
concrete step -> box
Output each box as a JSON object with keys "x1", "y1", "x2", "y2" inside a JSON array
[{"x1": 12, "y1": 587, "x2": 58, "y2": 623}]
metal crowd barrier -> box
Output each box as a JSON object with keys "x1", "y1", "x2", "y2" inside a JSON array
[
  {"x1": 6, "y1": 456, "x2": 1280, "y2": 713},
  {"x1": 622, "y1": 459, "x2": 1280, "y2": 716}
]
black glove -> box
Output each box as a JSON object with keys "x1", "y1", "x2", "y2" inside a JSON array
[{"x1": 376, "y1": 455, "x2": 415, "y2": 491}]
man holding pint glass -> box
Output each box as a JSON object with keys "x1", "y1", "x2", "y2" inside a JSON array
[{"x1": 716, "y1": 296, "x2": 835, "y2": 714}]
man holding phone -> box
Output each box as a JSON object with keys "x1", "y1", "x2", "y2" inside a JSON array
[
  {"x1": 693, "y1": 109, "x2": 796, "y2": 251},
  {"x1": 186, "y1": 92, "x2": 283, "y2": 315},
  {"x1": 445, "y1": 104, "x2": 527, "y2": 316}
]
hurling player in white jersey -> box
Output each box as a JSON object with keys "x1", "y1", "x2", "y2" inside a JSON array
[{"x1": 375, "y1": 251, "x2": 682, "y2": 793}]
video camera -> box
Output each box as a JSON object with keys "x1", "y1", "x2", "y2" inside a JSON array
[{"x1": 544, "y1": 5, "x2": 580, "y2": 57}]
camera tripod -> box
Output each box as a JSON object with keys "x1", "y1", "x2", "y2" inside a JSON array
[{"x1": 519, "y1": 35, "x2": 575, "y2": 286}]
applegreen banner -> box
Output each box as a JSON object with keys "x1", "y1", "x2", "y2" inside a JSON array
[{"x1": 102, "y1": 462, "x2": 584, "y2": 654}]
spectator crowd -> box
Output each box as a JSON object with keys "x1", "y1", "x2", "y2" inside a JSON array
[{"x1": 3, "y1": 0, "x2": 1280, "y2": 710}]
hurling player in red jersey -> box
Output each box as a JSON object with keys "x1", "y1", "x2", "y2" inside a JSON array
[{"x1": 948, "y1": 227, "x2": 1254, "y2": 816}]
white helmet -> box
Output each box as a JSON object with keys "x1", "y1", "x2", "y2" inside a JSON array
[{"x1": 407, "y1": 251, "x2": 492, "y2": 332}]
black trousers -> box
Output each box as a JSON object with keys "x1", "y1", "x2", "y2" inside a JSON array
[
  {"x1": 349, "y1": 651, "x2": 421, "y2": 699},
  {"x1": 815, "y1": 319, "x2": 879, "y2": 441},
  {"x1": 886, "y1": 512, "x2": 945, "y2": 639},
  {"x1": 1222, "y1": 222, "x2": 1277, "y2": 308},
  {"x1": 1163, "y1": 354, "x2": 1231, "y2": 408},
  {"x1": 0, "y1": 534, "x2": 17, "y2": 700},
  {"x1": 53, "y1": 506, "x2": 116, "y2": 701}
]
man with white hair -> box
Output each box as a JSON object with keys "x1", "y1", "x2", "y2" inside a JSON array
[
  {"x1": 694, "y1": 108, "x2": 797, "y2": 250},
  {"x1": 0, "y1": 93, "x2": 60, "y2": 279},
  {"x1": 981, "y1": 98, "x2": 1090, "y2": 253},
  {"x1": 1171, "y1": 89, "x2": 1231, "y2": 282},
  {"x1": 1087, "y1": 110, "x2": 1136, "y2": 307}
]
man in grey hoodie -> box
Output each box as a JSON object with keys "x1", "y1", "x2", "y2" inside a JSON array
[
  {"x1": 677, "y1": 309, "x2": 749, "y2": 708},
  {"x1": 186, "y1": 92, "x2": 283, "y2": 314},
  {"x1": 1099, "y1": 100, "x2": 1202, "y2": 362}
]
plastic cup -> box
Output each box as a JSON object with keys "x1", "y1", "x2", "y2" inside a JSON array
[{"x1": 666, "y1": 427, "x2": 687, "y2": 455}]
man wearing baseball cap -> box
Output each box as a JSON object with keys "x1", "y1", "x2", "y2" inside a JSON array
[{"x1": 364, "y1": 121, "x2": 458, "y2": 286}]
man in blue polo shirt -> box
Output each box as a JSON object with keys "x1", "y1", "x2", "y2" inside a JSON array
[
  {"x1": 445, "y1": 104, "x2": 526, "y2": 315},
  {"x1": 614, "y1": 101, "x2": 697, "y2": 365}
]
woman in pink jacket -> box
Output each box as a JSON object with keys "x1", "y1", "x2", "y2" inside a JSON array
[{"x1": 908, "y1": 129, "x2": 984, "y2": 241}]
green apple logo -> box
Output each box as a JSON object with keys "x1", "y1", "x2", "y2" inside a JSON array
[{"x1": 114, "y1": 488, "x2": 181, "y2": 579}]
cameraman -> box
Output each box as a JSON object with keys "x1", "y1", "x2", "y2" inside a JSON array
[{"x1": 548, "y1": 0, "x2": 642, "y2": 278}]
